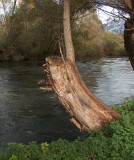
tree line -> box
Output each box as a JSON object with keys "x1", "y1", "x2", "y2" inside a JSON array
[{"x1": 0, "y1": 0, "x2": 126, "y2": 61}]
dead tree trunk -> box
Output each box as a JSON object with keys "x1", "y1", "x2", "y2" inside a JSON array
[
  {"x1": 43, "y1": 56, "x2": 121, "y2": 132},
  {"x1": 40, "y1": 0, "x2": 121, "y2": 132}
]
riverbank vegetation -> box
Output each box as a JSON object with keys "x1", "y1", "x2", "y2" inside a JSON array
[
  {"x1": 0, "y1": 98, "x2": 134, "y2": 160},
  {"x1": 73, "y1": 12, "x2": 126, "y2": 59},
  {"x1": 0, "y1": 0, "x2": 126, "y2": 62}
]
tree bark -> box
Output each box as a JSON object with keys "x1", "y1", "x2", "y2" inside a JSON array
[
  {"x1": 124, "y1": 18, "x2": 134, "y2": 70},
  {"x1": 63, "y1": 0, "x2": 75, "y2": 63},
  {"x1": 123, "y1": 0, "x2": 134, "y2": 70},
  {"x1": 43, "y1": 56, "x2": 121, "y2": 132}
]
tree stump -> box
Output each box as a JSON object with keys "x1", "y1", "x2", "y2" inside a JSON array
[{"x1": 42, "y1": 56, "x2": 121, "y2": 132}]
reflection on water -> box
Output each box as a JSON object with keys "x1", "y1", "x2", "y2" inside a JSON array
[{"x1": 0, "y1": 58, "x2": 134, "y2": 147}]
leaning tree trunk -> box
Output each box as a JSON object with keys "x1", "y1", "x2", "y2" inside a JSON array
[
  {"x1": 124, "y1": 0, "x2": 134, "y2": 70},
  {"x1": 43, "y1": 56, "x2": 121, "y2": 131},
  {"x1": 40, "y1": 0, "x2": 121, "y2": 132}
]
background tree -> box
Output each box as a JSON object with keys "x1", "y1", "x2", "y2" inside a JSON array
[
  {"x1": 82, "y1": 0, "x2": 134, "y2": 70},
  {"x1": 72, "y1": 11, "x2": 125, "y2": 58},
  {"x1": 0, "y1": 0, "x2": 17, "y2": 40},
  {"x1": 0, "y1": 0, "x2": 126, "y2": 61}
]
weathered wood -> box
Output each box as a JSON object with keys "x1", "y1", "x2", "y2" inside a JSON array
[{"x1": 42, "y1": 56, "x2": 121, "y2": 132}]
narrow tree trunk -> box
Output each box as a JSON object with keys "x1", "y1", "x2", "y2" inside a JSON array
[
  {"x1": 9, "y1": 0, "x2": 17, "y2": 40},
  {"x1": 40, "y1": 0, "x2": 121, "y2": 132},
  {"x1": 63, "y1": 0, "x2": 75, "y2": 63}
]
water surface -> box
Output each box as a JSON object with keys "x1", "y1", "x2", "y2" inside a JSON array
[{"x1": 0, "y1": 57, "x2": 134, "y2": 147}]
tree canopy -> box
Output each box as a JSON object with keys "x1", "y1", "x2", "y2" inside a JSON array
[{"x1": 0, "y1": 0, "x2": 126, "y2": 61}]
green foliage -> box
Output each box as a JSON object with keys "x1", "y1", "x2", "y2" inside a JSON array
[
  {"x1": 0, "y1": 99, "x2": 134, "y2": 160},
  {"x1": 0, "y1": 0, "x2": 126, "y2": 61},
  {"x1": 112, "y1": 98, "x2": 134, "y2": 116},
  {"x1": 0, "y1": 141, "x2": 49, "y2": 160},
  {"x1": 73, "y1": 12, "x2": 126, "y2": 59},
  {"x1": 103, "y1": 32, "x2": 126, "y2": 56},
  {"x1": 0, "y1": 0, "x2": 63, "y2": 61}
]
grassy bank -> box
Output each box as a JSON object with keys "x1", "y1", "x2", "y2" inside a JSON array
[{"x1": 0, "y1": 98, "x2": 134, "y2": 160}]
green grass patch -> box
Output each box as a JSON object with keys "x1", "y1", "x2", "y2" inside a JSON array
[{"x1": 1, "y1": 98, "x2": 134, "y2": 160}]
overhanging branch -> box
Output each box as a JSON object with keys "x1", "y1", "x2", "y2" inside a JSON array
[{"x1": 97, "y1": 7, "x2": 128, "y2": 20}]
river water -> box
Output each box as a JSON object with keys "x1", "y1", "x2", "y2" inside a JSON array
[{"x1": 0, "y1": 57, "x2": 134, "y2": 147}]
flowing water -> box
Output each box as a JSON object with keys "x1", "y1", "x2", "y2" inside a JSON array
[{"x1": 0, "y1": 57, "x2": 134, "y2": 147}]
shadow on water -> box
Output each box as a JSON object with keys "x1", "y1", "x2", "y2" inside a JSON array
[
  {"x1": 0, "y1": 58, "x2": 134, "y2": 147},
  {"x1": 0, "y1": 61, "x2": 81, "y2": 148}
]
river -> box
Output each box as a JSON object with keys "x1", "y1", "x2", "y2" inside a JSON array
[{"x1": 0, "y1": 57, "x2": 134, "y2": 147}]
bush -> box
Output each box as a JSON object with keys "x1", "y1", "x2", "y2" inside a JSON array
[
  {"x1": 73, "y1": 12, "x2": 126, "y2": 58},
  {"x1": 1, "y1": 98, "x2": 134, "y2": 160}
]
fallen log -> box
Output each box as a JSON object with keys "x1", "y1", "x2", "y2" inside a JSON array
[{"x1": 41, "y1": 56, "x2": 121, "y2": 132}]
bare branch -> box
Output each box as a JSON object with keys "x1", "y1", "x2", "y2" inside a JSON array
[{"x1": 97, "y1": 7, "x2": 128, "y2": 20}]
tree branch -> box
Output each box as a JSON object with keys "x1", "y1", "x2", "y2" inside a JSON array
[{"x1": 98, "y1": 7, "x2": 128, "y2": 20}]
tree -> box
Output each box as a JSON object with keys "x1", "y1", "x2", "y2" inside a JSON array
[
  {"x1": 0, "y1": 0, "x2": 17, "y2": 40},
  {"x1": 87, "y1": 0, "x2": 134, "y2": 70},
  {"x1": 123, "y1": 0, "x2": 134, "y2": 70},
  {"x1": 0, "y1": 0, "x2": 65, "y2": 59},
  {"x1": 63, "y1": 0, "x2": 75, "y2": 63},
  {"x1": 41, "y1": 0, "x2": 121, "y2": 132}
]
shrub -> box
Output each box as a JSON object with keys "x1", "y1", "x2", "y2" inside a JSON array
[{"x1": 1, "y1": 98, "x2": 134, "y2": 160}]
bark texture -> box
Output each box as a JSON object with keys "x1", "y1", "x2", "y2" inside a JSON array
[
  {"x1": 43, "y1": 56, "x2": 121, "y2": 132},
  {"x1": 63, "y1": 0, "x2": 75, "y2": 63},
  {"x1": 124, "y1": 18, "x2": 134, "y2": 70},
  {"x1": 124, "y1": 0, "x2": 134, "y2": 70}
]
